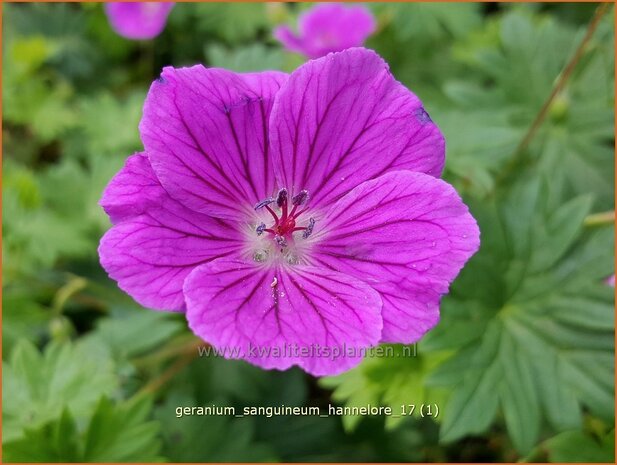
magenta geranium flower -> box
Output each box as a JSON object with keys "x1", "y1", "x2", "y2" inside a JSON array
[
  {"x1": 99, "y1": 48, "x2": 479, "y2": 376},
  {"x1": 274, "y1": 3, "x2": 376, "y2": 59},
  {"x1": 104, "y1": 2, "x2": 174, "y2": 40}
]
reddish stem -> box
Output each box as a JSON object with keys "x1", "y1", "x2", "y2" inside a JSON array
[{"x1": 265, "y1": 205, "x2": 279, "y2": 225}]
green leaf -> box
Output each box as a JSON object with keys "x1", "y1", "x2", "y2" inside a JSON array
[
  {"x1": 3, "y1": 69, "x2": 78, "y2": 142},
  {"x1": 3, "y1": 409, "x2": 81, "y2": 462},
  {"x1": 2, "y1": 291, "x2": 50, "y2": 357},
  {"x1": 545, "y1": 430, "x2": 615, "y2": 463},
  {"x1": 4, "y1": 3, "x2": 96, "y2": 79},
  {"x1": 3, "y1": 396, "x2": 165, "y2": 462},
  {"x1": 89, "y1": 309, "x2": 184, "y2": 359},
  {"x1": 2, "y1": 339, "x2": 117, "y2": 442},
  {"x1": 3, "y1": 160, "x2": 95, "y2": 274},
  {"x1": 8, "y1": 36, "x2": 58, "y2": 76},
  {"x1": 466, "y1": 11, "x2": 579, "y2": 111},
  {"x1": 82, "y1": 396, "x2": 164, "y2": 462},
  {"x1": 173, "y1": 354, "x2": 307, "y2": 406},
  {"x1": 195, "y1": 3, "x2": 268, "y2": 43},
  {"x1": 320, "y1": 347, "x2": 449, "y2": 431},
  {"x1": 75, "y1": 91, "x2": 144, "y2": 158},
  {"x1": 3, "y1": 200, "x2": 92, "y2": 272},
  {"x1": 428, "y1": 177, "x2": 614, "y2": 454},
  {"x1": 528, "y1": 194, "x2": 593, "y2": 272},
  {"x1": 539, "y1": 132, "x2": 614, "y2": 212},
  {"x1": 538, "y1": 15, "x2": 614, "y2": 207},
  {"x1": 156, "y1": 392, "x2": 277, "y2": 462},
  {"x1": 437, "y1": 321, "x2": 502, "y2": 442},
  {"x1": 446, "y1": 10, "x2": 614, "y2": 203},
  {"x1": 440, "y1": 109, "x2": 524, "y2": 195},
  {"x1": 206, "y1": 43, "x2": 284, "y2": 72},
  {"x1": 3, "y1": 152, "x2": 128, "y2": 279},
  {"x1": 384, "y1": 3, "x2": 481, "y2": 42}
]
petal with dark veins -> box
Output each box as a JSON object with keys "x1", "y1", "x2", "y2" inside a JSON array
[
  {"x1": 184, "y1": 258, "x2": 383, "y2": 376},
  {"x1": 270, "y1": 48, "x2": 444, "y2": 210},
  {"x1": 140, "y1": 66, "x2": 288, "y2": 219},
  {"x1": 311, "y1": 170, "x2": 480, "y2": 343},
  {"x1": 99, "y1": 155, "x2": 243, "y2": 311}
]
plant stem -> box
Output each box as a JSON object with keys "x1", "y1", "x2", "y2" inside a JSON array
[
  {"x1": 132, "y1": 336, "x2": 203, "y2": 368},
  {"x1": 51, "y1": 275, "x2": 88, "y2": 317},
  {"x1": 516, "y1": 3, "x2": 610, "y2": 154},
  {"x1": 137, "y1": 344, "x2": 200, "y2": 396},
  {"x1": 497, "y1": 3, "x2": 611, "y2": 183},
  {"x1": 584, "y1": 210, "x2": 615, "y2": 227}
]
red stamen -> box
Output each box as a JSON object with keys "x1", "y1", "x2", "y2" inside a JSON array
[
  {"x1": 288, "y1": 204, "x2": 299, "y2": 218},
  {"x1": 265, "y1": 205, "x2": 279, "y2": 225},
  {"x1": 255, "y1": 188, "x2": 315, "y2": 243},
  {"x1": 281, "y1": 197, "x2": 288, "y2": 221},
  {"x1": 294, "y1": 207, "x2": 308, "y2": 218}
]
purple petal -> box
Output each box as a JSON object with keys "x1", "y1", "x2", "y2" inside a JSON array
[
  {"x1": 98, "y1": 156, "x2": 243, "y2": 311},
  {"x1": 298, "y1": 3, "x2": 376, "y2": 58},
  {"x1": 104, "y1": 2, "x2": 174, "y2": 40},
  {"x1": 270, "y1": 48, "x2": 444, "y2": 211},
  {"x1": 100, "y1": 152, "x2": 165, "y2": 224},
  {"x1": 312, "y1": 170, "x2": 480, "y2": 343},
  {"x1": 140, "y1": 66, "x2": 288, "y2": 220},
  {"x1": 184, "y1": 258, "x2": 383, "y2": 376},
  {"x1": 273, "y1": 25, "x2": 306, "y2": 56}
]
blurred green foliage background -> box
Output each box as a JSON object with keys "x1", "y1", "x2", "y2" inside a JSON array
[{"x1": 2, "y1": 2, "x2": 615, "y2": 462}]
